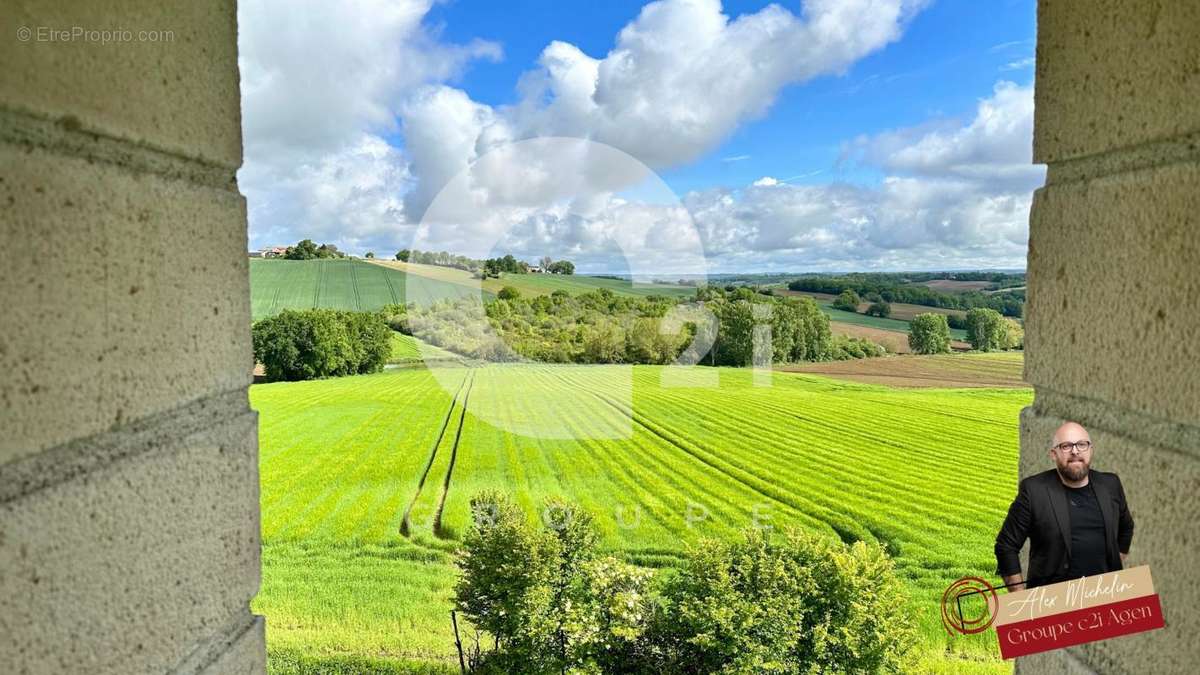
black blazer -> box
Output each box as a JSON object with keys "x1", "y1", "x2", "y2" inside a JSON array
[{"x1": 994, "y1": 469, "x2": 1134, "y2": 588}]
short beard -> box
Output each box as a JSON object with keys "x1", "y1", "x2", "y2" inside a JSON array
[{"x1": 1058, "y1": 461, "x2": 1089, "y2": 482}]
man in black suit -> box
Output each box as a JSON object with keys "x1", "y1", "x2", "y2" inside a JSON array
[{"x1": 995, "y1": 422, "x2": 1134, "y2": 591}]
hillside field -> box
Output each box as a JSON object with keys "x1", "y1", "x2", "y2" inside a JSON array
[
  {"x1": 249, "y1": 258, "x2": 489, "y2": 320},
  {"x1": 251, "y1": 363, "x2": 1028, "y2": 674},
  {"x1": 371, "y1": 259, "x2": 697, "y2": 299}
]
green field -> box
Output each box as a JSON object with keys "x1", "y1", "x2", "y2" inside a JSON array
[
  {"x1": 251, "y1": 363, "x2": 1028, "y2": 673},
  {"x1": 372, "y1": 260, "x2": 697, "y2": 299},
  {"x1": 250, "y1": 259, "x2": 490, "y2": 320}
]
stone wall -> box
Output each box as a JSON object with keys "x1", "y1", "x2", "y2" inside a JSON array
[
  {"x1": 1018, "y1": 1, "x2": 1199, "y2": 673},
  {"x1": 0, "y1": 1, "x2": 264, "y2": 673}
]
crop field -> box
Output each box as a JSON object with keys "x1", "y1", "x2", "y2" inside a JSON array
[
  {"x1": 249, "y1": 259, "x2": 488, "y2": 320},
  {"x1": 371, "y1": 260, "x2": 697, "y2": 299},
  {"x1": 784, "y1": 352, "x2": 1027, "y2": 389},
  {"x1": 252, "y1": 364, "x2": 1029, "y2": 674}
]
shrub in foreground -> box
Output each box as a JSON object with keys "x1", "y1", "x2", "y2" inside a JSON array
[
  {"x1": 252, "y1": 308, "x2": 391, "y2": 381},
  {"x1": 454, "y1": 493, "x2": 916, "y2": 674}
]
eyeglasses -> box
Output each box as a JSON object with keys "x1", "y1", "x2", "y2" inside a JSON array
[{"x1": 1053, "y1": 440, "x2": 1093, "y2": 454}]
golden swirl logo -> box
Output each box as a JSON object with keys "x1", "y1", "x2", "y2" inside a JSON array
[{"x1": 942, "y1": 576, "x2": 999, "y2": 635}]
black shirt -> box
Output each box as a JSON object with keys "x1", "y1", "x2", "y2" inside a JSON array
[{"x1": 1064, "y1": 483, "x2": 1108, "y2": 579}]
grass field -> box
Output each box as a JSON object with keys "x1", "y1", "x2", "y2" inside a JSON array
[
  {"x1": 249, "y1": 259, "x2": 490, "y2": 320},
  {"x1": 251, "y1": 362, "x2": 1028, "y2": 674},
  {"x1": 372, "y1": 260, "x2": 698, "y2": 299}
]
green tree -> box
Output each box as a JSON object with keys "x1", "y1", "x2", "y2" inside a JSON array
[
  {"x1": 547, "y1": 260, "x2": 575, "y2": 275},
  {"x1": 395, "y1": 249, "x2": 411, "y2": 262},
  {"x1": 832, "y1": 289, "x2": 861, "y2": 312},
  {"x1": 865, "y1": 300, "x2": 892, "y2": 318},
  {"x1": 497, "y1": 286, "x2": 521, "y2": 301},
  {"x1": 908, "y1": 313, "x2": 952, "y2": 354},
  {"x1": 251, "y1": 309, "x2": 391, "y2": 381},
  {"x1": 364, "y1": 251, "x2": 375, "y2": 259},
  {"x1": 1002, "y1": 317, "x2": 1024, "y2": 350},
  {"x1": 965, "y1": 307, "x2": 1007, "y2": 351},
  {"x1": 283, "y1": 238, "x2": 319, "y2": 260}
]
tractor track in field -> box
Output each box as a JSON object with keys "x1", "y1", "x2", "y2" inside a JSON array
[
  {"x1": 400, "y1": 370, "x2": 472, "y2": 536},
  {"x1": 432, "y1": 370, "x2": 476, "y2": 538},
  {"x1": 350, "y1": 260, "x2": 362, "y2": 310}
]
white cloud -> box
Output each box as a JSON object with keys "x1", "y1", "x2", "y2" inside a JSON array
[
  {"x1": 237, "y1": 0, "x2": 499, "y2": 248},
  {"x1": 679, "y1": 81, "x2": 1044, "y2": 271},
  {"x1": 400, "y1": 0, "x2": 928, "y2": 220}
]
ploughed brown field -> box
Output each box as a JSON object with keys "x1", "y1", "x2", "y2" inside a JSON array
[
  {"x1": 778, "y1": 289, "x2": 967, "y2": 322},
  {"x1": 912, "y1": 279, "x2": 996, "y2": 293},
  {"x1": 781, "y1": 351, "x2": 1027, "y2": 388}
]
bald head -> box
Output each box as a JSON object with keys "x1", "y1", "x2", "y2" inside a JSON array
[
  {"x1": 1052, "y1": 422, "x2": 1091, "y2": 448},
  {"x1": 1050, "y1": 421, "x2": 1093, "y2": 484}
]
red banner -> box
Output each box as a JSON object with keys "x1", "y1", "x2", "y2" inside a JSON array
[{"x1": 997, "y1": 593, "x2": 1164, "y2": 659}]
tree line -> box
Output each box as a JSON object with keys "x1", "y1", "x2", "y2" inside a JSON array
[
  {"x1": 399, "y1": 286, "x2": 884, "y2": 366},
  {"x1": 394, "y1": 249, "x2": 575, "y2": 278},
  {"x1": 788, "y1": 273, "x2": 1024, "y2": 317}
]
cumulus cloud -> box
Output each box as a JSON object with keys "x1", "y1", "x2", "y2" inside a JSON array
[
  {"x1": 237, "y1": 0, "x2": 500, "y2": 249},
  {"x1": 237, "y1": 0, "x2": 1038, "y2": 273},
  {"x1": 400, "y1": 0, "x2": 928, "y2": 220},
  {"x1": 681, "y1": 81, "x2": 1044, "y2": 271}
]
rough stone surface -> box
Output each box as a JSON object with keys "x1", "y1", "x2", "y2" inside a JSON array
[
  {"x1": 0, "y1": 0, "x2": 242, "y2": 168},
  {"x1": 197, "y1": 616, "x2": 266, "y2": 675},
  {"x1": 0, "y1": 141, "x2": 252, "y2": 464},
  {"x1": 1034, "y1": 0, "x2": 1200, "y2": 163},
  {"x1": 0, "y1": 414, "x2": 261, "y2": 675},
  {"x1": 1024, "y1": 161, "x2": 1200, "y2": 429},
  {"x1": 1017, "y1": 407, "x2": 1198, "y2": 673}
]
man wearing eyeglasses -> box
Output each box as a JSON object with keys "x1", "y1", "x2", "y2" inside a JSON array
[{"x1": 994, "y1": 421, "x2": 1134, "y2": 591}]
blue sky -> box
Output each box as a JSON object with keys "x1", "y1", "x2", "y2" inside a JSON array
[
  {"x1": 426, "y1": 0, "x2": 1036, "y2": 193},
  {"x1": 238, "y1": 0, "x2": 1044, "y2": 273}
]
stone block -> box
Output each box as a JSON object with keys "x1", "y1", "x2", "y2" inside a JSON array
[
  {"x1": 1024, "y1": 161, "x2": 1200, "y2": 427},
  {"x1": 0, "y1": 0, "x2": 242, "y2": 168},
  {"x1": 0, "y1": 141, "x2": 252, "y2": 463},
  {"x1": 0, "y1": 413, "x2": 261, "y2": 674},
  {"x1": 1034, "y1": 0, "x2": 1200, "y2": 162}
]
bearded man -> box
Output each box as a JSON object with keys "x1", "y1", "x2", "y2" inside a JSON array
[{"x1": 994, "y1": 422, "x2": 1135, "y2": 591}]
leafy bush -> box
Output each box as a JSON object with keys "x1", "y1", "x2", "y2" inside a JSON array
[
  {"x1": 252, "y1": 308, "x2": 392, "y2": 381},
  {"x1": 455, "y1": 492, "x2": 653, "y2": 674},
  {"x1": 907, "y1": 313, "x2": 952, "y2": 354},
  {"x1": 831, "y1": 334, "x2": 886, "y2": 360},
  {"x1": 865, "y1": 300, "x2": 892, "y2": 318},
  {"x1": 831, "y1": 289, "x2": 861, "y2": 312},
  {"x1": 455, "y1": 494, "x2": 917, "y2": 674},
  {"x1": 649, "y1": 529, "x2": 916, "y2": 674},
  {"x1": 497, "y1": 286, "x2": 521, "y2": 301}
]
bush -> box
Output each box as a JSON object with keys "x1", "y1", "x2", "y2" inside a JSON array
[
  {"x1": 831, "y1": 289, "x2": 861, "y2": 312},
  {"x1": 865, "y1": 300, "x2": 892, "y2": 318},
  {"x1": 497, "y1": 286, "x2": 521, "y2": 301},
  {"x1": 965, "y1": 307, "x2": 1007, "y2": 351},
  {"x1": 830, "y1": 334, "x2": 885, "y2": 360},
  {"x1": 455, "y1": 494, "x2": 916, "y2": 674},
  {"x1": 455, "y1": 492, "x2": 653, "y2": 674},
  {"x1": 649, "y1": 529, "x2": 916, "y2": 674},
  {"x1": 908, "y1": 313, "x2": 952, "y2": 354},
  {"x1": 252, "y1": 308, "x2": 391, "y2": 381}
]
